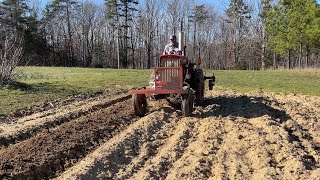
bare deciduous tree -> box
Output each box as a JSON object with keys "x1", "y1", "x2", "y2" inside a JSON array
[{"x1": 0, "y1": 36, "x2": 23, "y2": 86}]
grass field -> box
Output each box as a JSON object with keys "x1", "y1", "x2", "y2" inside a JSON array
[
  {"x1": 207, "y1": 69, "x2": 320, "y2": 96},
  {"x1": 0, "y1": 66, "x2": 320, "y2": 115}
]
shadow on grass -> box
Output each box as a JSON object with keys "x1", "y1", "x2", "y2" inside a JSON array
[
  {"x1": 2, "y1": 81, "x2": 34, "y2": 91},
  {"x1": 201, "y1": 95, "x2": 291, "y2": 122},
  {"x1": 1, "y1": 81, "x2": 80, "y2": 96}
]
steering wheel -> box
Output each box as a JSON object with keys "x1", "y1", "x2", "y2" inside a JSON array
[{"x1": 169, "y1": 50, "x2": 176, "y2": 54}]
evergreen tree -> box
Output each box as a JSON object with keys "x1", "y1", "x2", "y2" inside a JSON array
[
  {"x1": 0, "y1": 0, "x2": 47, "y2": 65},
  {"x1": 0, "y1": 0, "x2": 28, "y2": 36},
  {"x1": 45, "y1": 0, "x2": 78, "y2": 66},
  {"x1": 305, "y1": 1, "x2": 320, "y2": 50},
  {"x1": 266, "y1": 0, "x2": 320, "y2": 68},
  {"x1": 189, "y1": 4, "x2": 208, "y2": 60},
  {"x1": 23, "y1": 7, "x2": 48, "y2": 65},
  {"x1": 225, "y1": 0, "x2": 252, "y2": 68},
  {"x1": 105, "y1": 0, "x2": 138, "y2": 68},
  {"x1": 259, "y1": 0, "x2": 272, "y2": 70}
]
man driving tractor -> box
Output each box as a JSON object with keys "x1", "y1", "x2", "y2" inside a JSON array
[
  {"x1": 132, "y1": 30, "x2": 216, "y2": 117},
  {"x1": 163, "y1": 35, "x2": 179, "y2": 55}
]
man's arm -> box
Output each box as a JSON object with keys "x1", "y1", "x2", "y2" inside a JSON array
[{"x1": 163, "y1": 45, "x2": 169, "y2": 55}]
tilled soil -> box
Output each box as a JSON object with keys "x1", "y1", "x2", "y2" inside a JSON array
[
  {"x1": 1, "y1": 90, "x2": 320, "y2": 179},
  {"x1": 0, "y1": 90, "x2": 130, "y2": 147}
]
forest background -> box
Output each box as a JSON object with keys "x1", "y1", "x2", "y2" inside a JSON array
[{"x1": 0, "y1": 0, "x2": 319, "y2": 85}]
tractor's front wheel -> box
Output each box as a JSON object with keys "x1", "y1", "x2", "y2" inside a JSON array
[{"x1": 133, "y1": 94, "x2": 147, "y2": 116}]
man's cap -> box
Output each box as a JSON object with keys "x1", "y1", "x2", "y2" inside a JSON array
[{"x1": 170, "y1": 35, "x2": 176, "y2": 40}]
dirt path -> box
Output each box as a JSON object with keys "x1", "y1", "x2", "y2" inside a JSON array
[{"x1": 1, "y1": 90, "x2": 319, "y2": 179}]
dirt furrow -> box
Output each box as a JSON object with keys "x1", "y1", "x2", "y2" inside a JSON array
[
  {"x1": 0, "y1": 99, "x2": 137, "y2": 179},
  {"x1": 1, "y1": 89, "x2": 320, "y2": 179},
  {"x1": 113, "y1": 110, "x2": 179, "y2": 179},
  {"x1": 203, "y1": 91, "x2": 320, "y2": 179},
  {"x1": 130, "y1": 119, "x2": 198, "y2": 180},
  {"x1": 208, "y1": 118, "x2": 251, "y2": 179},
  {"x1": 0, "y1": 93, "x2": 131, "y2": 148},
  {"x1": 264, "y1": 94, "x2": 320, "y2": 178},
  {"x1": 249, "y1": 115, "x2": 318, "y2": 179},
  {"x1": 244, "y1": 92, "x2": 320, "y2": 166},
  {"x1": 268, "y1": 94, "x2": 320, "y2": 149},
  {"x1": 56, "y1": 107, "x2": 178, "y2": 179},
  {"x1": 165, "y1": 118, "x2": 223, "y2": 179}
]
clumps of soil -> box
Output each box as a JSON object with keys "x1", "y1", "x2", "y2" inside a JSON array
[
  {"x1": 1, "y1": 89, "x2": 320, "y2": 179},
  {"x1": 1, "y1": 89, "x2": 129, "y2": 123}
]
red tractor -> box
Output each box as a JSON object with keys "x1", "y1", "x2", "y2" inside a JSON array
[{"x1": 132, "y1": 32, "x2": 215, "y2": 117}]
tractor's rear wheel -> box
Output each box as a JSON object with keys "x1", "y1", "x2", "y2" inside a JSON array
[
  {"x1": 181, "y1": 89, "x2": 193, "y2": 117},
  {"x1": 188, "y1": 89, "x2": 194, "y2": 113},
  {"x1": 133, "y1": 94, "x2": 147, "y2": 116},
  {"x1": 209, "y1": 79, "x2": 214, "y2": 90}
]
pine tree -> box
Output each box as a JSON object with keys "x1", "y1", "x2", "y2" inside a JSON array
[
  {"x1": 189, "y1": 5, "x2": 208, "y2": 60},
  {"x1": 23, "y1": 7, "x2": 48, "y2": 65},
  {"x1": 0, "y1": 0, "x2": 47, "y2": 65},
  {"x1": 266, "y1": 0, "x2": 320, "y2": 68},
  {"x1": 304, "y1": 0, "x2": 320, "y2": 56},
  {"x1": 46, "y1": 0, "x2": 78, "y2": 66},
  {"x1": 0, "y1": 0, "x2": 28, "y2": 36},
  {"x1": 225, "y1": 0, "x2": 252, "y2": 69},
  {"x1": 259, "y1": 0, "x2": 272, "y2": 70},
  {"x1": 105, "y1": 0, "x2": 138, "y2": 68}
]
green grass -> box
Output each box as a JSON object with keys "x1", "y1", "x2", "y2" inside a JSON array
[
  {"x1": 0, "y1": 67, "x2": 151, "y2": 115},
  {"x1": 207, "y1": 69, "x2": 320, "y2": 96},
  {"x1": 1, "y1": 67, "x2": 320, "y2": 116}
]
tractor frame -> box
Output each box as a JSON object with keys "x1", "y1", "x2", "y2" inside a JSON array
[{"x1": 132, "y1": 54, "x2": 215, "y2": 117}]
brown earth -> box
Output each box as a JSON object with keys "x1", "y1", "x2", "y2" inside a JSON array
[
  {"x1": 0, "y1": 90, "x2": 319, "y2": 179},
  {"x1": 0, "y1": 90, "x2": 130, "y2": 147}
]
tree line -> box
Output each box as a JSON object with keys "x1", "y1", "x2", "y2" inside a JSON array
[{"x1": 0, "y1": 0, "x2": 319, "y2": 84}]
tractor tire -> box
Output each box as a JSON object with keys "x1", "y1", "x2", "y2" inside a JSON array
[
  {"x1": 133, "y1": 94, "x2": 147, "y2": 117},
  {"x1": 209, "y1": 79, "x2": 214, "y2": 90},
  {"x1": 181, "y1": 89, "x2": 193, "y2": 117},
  {"x1": 188, "y1": 89, "x2": 194, "y2": 113}
]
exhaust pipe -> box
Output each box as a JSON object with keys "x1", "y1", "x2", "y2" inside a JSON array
[
  {"x1": 178, "y1": 31, "x2": 184, "y2": 52},
  {"x1": 178, "y1": 20, "x2": 185, "y2": 56}
]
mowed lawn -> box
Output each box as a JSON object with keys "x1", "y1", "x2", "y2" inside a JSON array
[
  {"x1": 0, "y1": 66, "x2": 320, "y2": 115},
  {"x1": 207, "y1": 69, "x2": 320, "y2": 96}
]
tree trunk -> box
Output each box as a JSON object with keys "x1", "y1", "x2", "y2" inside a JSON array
[
  {"x1": 116, "y1": 28, "x2": 120, "y2": 69},
  {"x1": 131, "y1": 29, "x2": 135, "y2": 69},
  {"x1": 66, "y1": 3, "x2": 73, "y2": 66},
  {"x1": 261, "y1": 27, "x2": 266, "y2": 70},
  {"x1": 298, "y1": 42, "x2": 302, "y2": 68},
  {"x1": 273, "y1": 51, "x2": 276, "y2": 70},
  {"x1": 287, "y1": 49, "x2": 291, "y2": 69},
  {"x1": 147, "y1": 42, "x2": 151, "y2": 69},
  {"x1": 306, "y1": 50, "x2": 309, "y2": 68}
]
